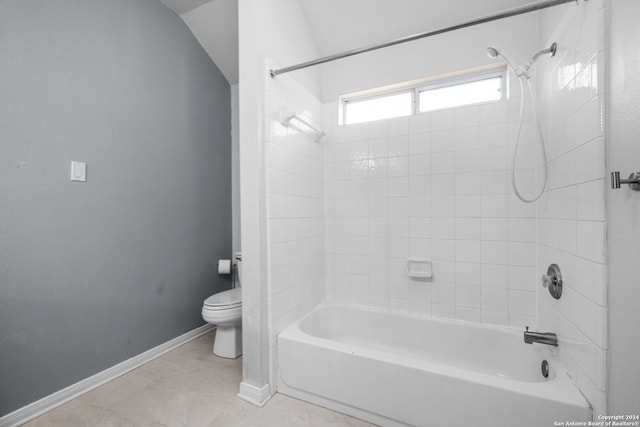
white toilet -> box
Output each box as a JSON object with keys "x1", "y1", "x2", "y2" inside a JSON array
[{"x1": 201, "y1": 287, "x2": 242, "y2": 358}]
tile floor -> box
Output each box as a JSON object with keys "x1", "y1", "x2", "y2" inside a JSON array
[{"x1": 23, "y1": 331, "x2": 375, "y2": 427}]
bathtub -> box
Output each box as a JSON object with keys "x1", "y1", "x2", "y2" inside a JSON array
[{"x1": 278, "y1": 304, "x2": 591, "y2": 427}]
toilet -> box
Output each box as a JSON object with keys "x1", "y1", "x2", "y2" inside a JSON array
[{"x1": 201, "y1": 287, "x2": 242, "y2": 358}]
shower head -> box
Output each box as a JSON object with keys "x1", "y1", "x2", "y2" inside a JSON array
[
  {"x1": 486, "y1": 46, "x2": 500, "y2": 59},
  {"x1": 486, "y1": 45, "x2": 519, "y2": 74}
]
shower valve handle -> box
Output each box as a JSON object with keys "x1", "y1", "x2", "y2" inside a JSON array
[{"x1": 611, "y1": 171, "x2": 640, "y2": 191}]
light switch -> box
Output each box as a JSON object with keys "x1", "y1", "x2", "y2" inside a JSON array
[{"x1": 71, "y1": 161, "x2": 87, "y2": 182}]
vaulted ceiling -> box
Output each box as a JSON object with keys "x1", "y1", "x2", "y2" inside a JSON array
[{"x1": 161, "y1": 0, "x2": 541, "y2": 85}]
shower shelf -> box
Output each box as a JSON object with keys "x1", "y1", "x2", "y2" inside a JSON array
[{"x1": 281, "y1": 113, "x2": 326, "y2": 141}]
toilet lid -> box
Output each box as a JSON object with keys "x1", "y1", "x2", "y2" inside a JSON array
[{"x1": 204, "y1": 288, "x2": 242, "y2": 308}]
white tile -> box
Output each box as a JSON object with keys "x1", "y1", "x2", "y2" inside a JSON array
[
  {"x1": 508, "y1": 290, "x2": 536, "y2": 316},
  {"x1": 481, "y1": 287, "x2": 508, "y2": 312},
  {"x1": 431, "y1": 151, "x2": 455, "y2": 174},
  {"x1": 508, "y1": 218, "x2": 536, "y2": 242},
  {"x1": 388, "y1": 217, "x2": 409, "y2": 237},
  {"x1": 388, "y1": 135, "x2": 409, "y2": 157},
  {"x1": 409, "y1": 153, "x2": 431, "y2": 176},
  {"x1": 455, "y1": 195, "x2": 481, "y2": 218},
  {"x1": 388, "y1": 197, "x2": 409, "y2": 218},
  {"x1": 431, "y1": 130, "x2": 455, "y2": 153},
  {"x1": 508, "y1": 266, "x2": 537, "y2": 291},
  {"x1": 409, "y1": 238, "x2": 432, "y2": 257},
  {"x1": 408, "y1": 196, "x2": 430, "y2": 218},
  {"x1": 408, "y1": 113, "x2": 430, "y2": 134},
  {"x1": 480, "y1": 123, "x2": 508, "y2": 147},
  {"x1": 408, "y1": 281, "x2": 432, "y2": 302},
  {"x1": 388, "y1": 156, "x2": 409, "y2": 177},
  {"x1": 456, "y1": 240, "x2": 481, "y2": 263},
  {"x1": 455, "y1": 218, "x2": 481, "y2": 240},
  {"x1": 454, "y1": 127, "x2": 480, "y2": 151},
  {"x1": 481, "y1": 241, "x2": 508, "y2": 265},
  {"x1": 368, "y1": 138, "x2": 388, "y2": 159},
  {"x1": 409, "y1": 217, "x2": 432, "y2": 239},
  {"x1": 481, "y1": 171, "x2": 509, "y2": 195},
  {"x1": 432, "y1": 239, "x2": 456, "y2": 261},
  {"x1": 456, "y1": 172, "x2": 481, "y2": 195},
  {"x1": 432, "y1": 218, "x2": 455, "y2": 239},
  {"x1": 431, "y1": 196, "x2": 455, "y2": 218},
  {"x1": 430, "y1": 109, "x2": 455, "y2": 131},
  {"x1": 480, "y1": 101, "x2": 508, "y2": 125},
  {"x1": 368, "y1": 158, "x2": 388, "y2": 178},
  {"x1": 507, "y1": 242, "x2": 536, "y2": 267},
  {"x1": 433, "y1": 261, "x2": 455, "y2": 283},
  {"x1": 480, "y1": 146, "x2": 508, "y2": 172},
  {"x1": 408, "y1": 132, "x2": 431, "y2": 155},
  {"x1": 388, "y1": 177, "x2": 409, "y2": 197},
  {"x1": 389, "y1": 237, "x2": 409, "y2": 258},
  {"x1": 481, "y1": 264, "x2": 508, "y2": 289},
  {"x1": 409, "y1": 175, "x2": 431, "y2": 197},
  {"x1": 456, "y1": 262, "x2": 481, "y2": 286},
  {"x1": 481, "y1": 218, "x2": 507, "y2": 241},
  {"x1": 481, "y1": 194, "x2": 508, "y2": 217},
  {"x1": 454, "y1": 105, "x2": 481, "y2": 128},
  {"x1": 432, "y1": 282, "x2": 456, "y2": 305}
]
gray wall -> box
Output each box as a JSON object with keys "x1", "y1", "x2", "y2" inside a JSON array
[{"x1": 0, "y1": 0, "x2": 231, "y2": 415}]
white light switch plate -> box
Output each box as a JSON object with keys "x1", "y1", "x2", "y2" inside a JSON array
[{"x1": 71, "y1": 161, "x2": 87, "y2": 182}]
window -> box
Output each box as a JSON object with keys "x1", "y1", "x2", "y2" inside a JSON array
[
  {"x1": 344, "y1": 91, "x2": 413, "y2": 125},
  {"x1": 418, "y1": 75, "x2": 503, "y2": 113},
  {"x1": 340, "y1": 67, "x2": 506, "y2": 125}
]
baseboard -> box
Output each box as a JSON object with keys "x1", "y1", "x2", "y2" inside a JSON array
[
  {"x1": 0, "y1": 324, "x2": 215, "y2": 427},
  {"x1": 237, "y1": 382, "x2": 273, "y2": 407}
]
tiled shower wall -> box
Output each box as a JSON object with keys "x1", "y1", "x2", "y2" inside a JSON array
[
  {"x1": 323, "y1": 91, "x2": 544, "y2": 328},
  {"x1": 537, "y1": 0, "x2": 607, "y2": 415},
  {"x1": 266, "y1": 71, "x2": 325, "y2": 384}
]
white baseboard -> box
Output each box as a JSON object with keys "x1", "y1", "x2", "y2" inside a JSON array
[
  {"x1": 237, "y1": 382, "x2": 273, "y2": 407},
  {"x1": 0, "y1": 324, "x2": 215, "y2": 427}
]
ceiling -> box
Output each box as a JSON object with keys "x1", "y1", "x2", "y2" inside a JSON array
[
  {"x1": 162, "y1": 0, "x2": 239, "y2": 84},
  {"x1": 162, "y1": 0, "x2": 541, "y2": 85}
]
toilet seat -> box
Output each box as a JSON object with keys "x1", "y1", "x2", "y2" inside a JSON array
[
  {"x1": 201, "y1": 285, "x2": 243, "y2": 359},
  {"x1": 203, "y1": 288, "x2": 241, "y2": 310}
]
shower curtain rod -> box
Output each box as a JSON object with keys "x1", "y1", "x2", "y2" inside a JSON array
[{"x1": 269, "y1": 0, "x2": 580, "y2": 78}]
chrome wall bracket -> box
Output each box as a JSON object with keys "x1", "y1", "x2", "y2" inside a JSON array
[
  {"x1": 611, "y1": 171, "x2": 640, "y2": 191},
  {"x1": 542, "y1": 264, "x2": 563, "y2": 299}
]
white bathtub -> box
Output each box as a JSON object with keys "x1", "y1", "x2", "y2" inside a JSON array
[{"x1": 278, "y1": 304, "x2": 591, "y2": 427}]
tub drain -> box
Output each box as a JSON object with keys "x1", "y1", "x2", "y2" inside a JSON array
[{"x1": 541, "y1": 360, "x2": 549, "y2": 378}]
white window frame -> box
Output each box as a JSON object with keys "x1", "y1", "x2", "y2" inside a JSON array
[{"x1": 340, "y1": 65, "x2": 508, "y2": 125}]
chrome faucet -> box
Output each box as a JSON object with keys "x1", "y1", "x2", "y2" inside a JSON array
[{"x1": 524, "y1": 327, "x2": 558, "y2": 346}]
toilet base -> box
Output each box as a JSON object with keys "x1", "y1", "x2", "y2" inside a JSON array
[{"x1": 213, "y1": 325, "x2": 242, "y2": 359}]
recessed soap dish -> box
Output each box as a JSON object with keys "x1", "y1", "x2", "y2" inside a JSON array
[{"x1": 407, "y1": 258, "x2": 432, "y2": 280}]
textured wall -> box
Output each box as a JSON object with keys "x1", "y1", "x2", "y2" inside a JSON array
[{"x1": 0, "y1": 0, "x2": 231, "y2": 415}]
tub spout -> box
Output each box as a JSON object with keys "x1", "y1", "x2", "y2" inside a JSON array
[{"x1": 524, "y1": 327, "x2": 558, "y2": 346}]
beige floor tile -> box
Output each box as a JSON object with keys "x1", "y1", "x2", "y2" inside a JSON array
[{"x1": 23, "y1": 332, "x2": 376, "y2": 427}]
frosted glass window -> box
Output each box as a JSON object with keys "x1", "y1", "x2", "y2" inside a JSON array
[
  {"x1": 344, "y1": 92, "x2": 412, "y2": 125},
  {"x1": 418, "y1": 76, "x2": 503, "y2": 113}
]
